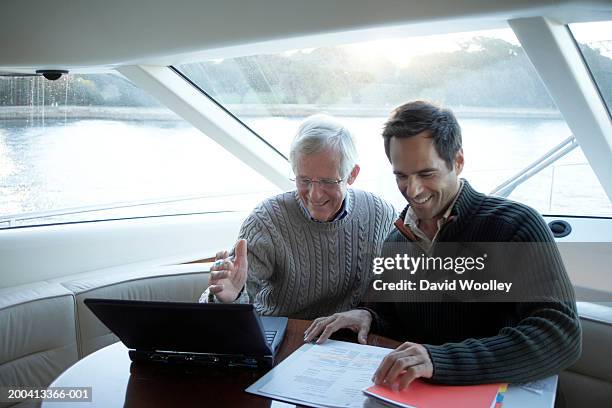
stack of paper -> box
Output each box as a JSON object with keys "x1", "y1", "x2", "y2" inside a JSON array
[
  {"x1": 246, "y1": 340, "x2": 391, "y2": 407},
  {"x1": 246, "y1": 339, "x2": 558, "y2": 408}
]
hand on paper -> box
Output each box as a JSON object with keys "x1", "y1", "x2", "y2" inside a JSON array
[
  {"x1": 208, "y1": 239, "x2": 248, "y2": 303},
  {"x1": 303, "y1": 309, "x2": 372, "y2": 344},
  {"x1": 373, "y1": 342, "x2": 433, "y2": 390}
]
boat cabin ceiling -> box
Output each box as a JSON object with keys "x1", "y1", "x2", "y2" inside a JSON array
[{"x1": 2, "y1": 0, "x2": 612, "y2": 69}]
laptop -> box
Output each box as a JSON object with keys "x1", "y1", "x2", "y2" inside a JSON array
[{"x1": 84, "y1": 298, "x2": 288, "y2": 368}]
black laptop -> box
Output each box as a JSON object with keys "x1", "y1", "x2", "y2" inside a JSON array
[{"x1": 84, "y1": 298, "x2": 288, "y2": 368}]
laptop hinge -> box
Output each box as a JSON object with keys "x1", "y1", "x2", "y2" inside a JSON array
[{"x1": 129, "y1": 349, "x2": 274, "y2": 368}]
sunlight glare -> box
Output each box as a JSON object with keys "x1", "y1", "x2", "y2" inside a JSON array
[{"x1": 343, "y1": 28, "x2": 519, "y2": 67}]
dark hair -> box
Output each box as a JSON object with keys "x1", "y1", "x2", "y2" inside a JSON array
[{"x1": 382, "y1": 100, "x2": 462, "y2": 170}]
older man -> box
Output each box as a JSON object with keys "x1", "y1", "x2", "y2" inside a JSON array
[
  {"x1": 199, "y1": 114, "x2": 395, "y2": 319},
  {"x1": 305, "y1": 101, "x2": 581, "y2": 387}
]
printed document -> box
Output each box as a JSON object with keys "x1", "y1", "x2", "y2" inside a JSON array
[
  {"x1": 246, "y1": 339, "x2": 558, "y2": 408},
  {"x1": 246, "y1": 340, "x2": 390, "y2": 408}
]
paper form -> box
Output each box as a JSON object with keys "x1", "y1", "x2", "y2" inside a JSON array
[
  {"x1": 515, "y1": 377, "x2": 557, "y2": 395},
  {"x1": 502, "y1": 375, "x2": 558, "y2": 408},
  {"x1": 248, "y1": 340, "x2": 391, "y2": 408}
]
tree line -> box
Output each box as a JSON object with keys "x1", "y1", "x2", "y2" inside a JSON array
[{"x1": 1, "y1": 37, "x2": 610, "y2": 111}]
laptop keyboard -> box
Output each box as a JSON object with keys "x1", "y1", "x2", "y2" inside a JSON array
[{"x1": 264, "y1": 330, "x2": 277, "y2": 345}]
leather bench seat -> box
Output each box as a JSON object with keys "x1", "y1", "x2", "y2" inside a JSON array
[
  {"x1": 0, "y1": 264, "x2": 210, "y2": 407},
  {"x1": 0, "y1": 283, "x2": 78, "y2": 408},
  {"x1": 560, "y1": 303, "x2": 612, "y2": 407},
  {"x1": 57, "y1": 264, "x2": 209, "y2": 357}
]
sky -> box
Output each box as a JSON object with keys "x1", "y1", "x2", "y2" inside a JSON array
[{"x1": 281, "y1": 22, "x2": 612, "y2": 65}]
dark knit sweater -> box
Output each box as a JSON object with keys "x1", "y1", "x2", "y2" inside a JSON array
[{"x1": 367, "y1": 180, "x2": 581, "y2": 384}]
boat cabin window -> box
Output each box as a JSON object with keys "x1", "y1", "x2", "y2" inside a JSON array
[
  {"x1": 177, "y1": 26, "x2": 612, "y2": 217},
  {"x1": 0, "y1": 73, "x2": 278, "y2": 228},
  {"x1": 569, "y1": 21, "x2": 612, "y2": 117},
  {"x1": 1, "y1": 25, "x2": 611, "y2": 229}
]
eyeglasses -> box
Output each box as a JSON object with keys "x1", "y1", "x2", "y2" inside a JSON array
[{"x1": 292, "y1": 176, "x2": 346, "y2": 190}]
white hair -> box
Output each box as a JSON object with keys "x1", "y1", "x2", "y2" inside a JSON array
[{"x1": 289, "y1": 114, "x2": 358, "y2": 178}]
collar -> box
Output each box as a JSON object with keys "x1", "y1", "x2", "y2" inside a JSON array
[
  {"x1": 395, "y1": 179, "x2": 485, "y2": 242},
  {"x1": 404, "y1": 179, "x2": 464, "y2": 230},
  {"x1": 298, "y1": 189, "x2": 351, "y2": 223}
]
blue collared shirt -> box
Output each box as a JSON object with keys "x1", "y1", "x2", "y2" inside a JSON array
[{"x1": 298, "y1": 190, "x2": 350, "y2": 222}]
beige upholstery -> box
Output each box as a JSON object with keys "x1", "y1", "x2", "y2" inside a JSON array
[
  {"x1": 0, "y1": 283, "x2": 78, "y2": 408},
  {"x1": 60, "y1": 265, "x2": 209, "y2": 357},
  {"x1": 561, "y1": 308, "x2": 612, "y2": 408},
  {"x1": 571, "y1": 317, "x2": 612, "y2": 383},
  {"x1": 0, "y1": 265, "x2": 209, "y2": 407},
  {"x1": 560, "y1": 370, "x2": 612, "y2": 408}
]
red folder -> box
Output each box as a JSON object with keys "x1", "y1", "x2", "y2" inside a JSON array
[{"x1": 364, "y1": 379, "x2": 504, "y2": 408}]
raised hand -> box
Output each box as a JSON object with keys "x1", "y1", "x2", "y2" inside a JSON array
[{"x1": 208, "y1": 239, "x2": 248, "y2": 303}]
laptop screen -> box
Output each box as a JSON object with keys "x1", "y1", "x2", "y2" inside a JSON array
[{"x1": 84, "y1": 299, "x2": 274, "y2": 356}]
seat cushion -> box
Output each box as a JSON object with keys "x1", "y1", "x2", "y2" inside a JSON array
[
  {"x1": 0, "y1": 283, "x2": 78, "y2": 408},
  {"x1": 59, "y1": 264, "x2": 209, "y2": 357}
]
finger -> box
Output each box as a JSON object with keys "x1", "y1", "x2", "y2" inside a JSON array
[
  {"x1": 305, "y1": 317, "x2": 334, "y2": 342},
  {"x1": 208, "y1": 270, "x2": 220, "y2": 284},
  {"x1": 398, "y1": 366, "x2": 425, "y2": 390},
  {"x1": 304, "y1": 317, "x2": 333, "y2": 342},
  {"x1": 304, "y1": 323, "x2": 316, "y2": 340},
  {"x1": 215, "y1": 250, "x2": 229, "y2": 260},
  {"x1": 384, "y1": 355, "x2": 420, "y2": 387},
  {"x1": 234, "y1": 239, "x2": 248, "y2": 271},
  {"x1": 316, "y1": 321, "x2": 342, "y2": 344},
  {"x1": 395, "y1": 342, "x2": 415, "y2": 352},
  {"x1": 357, "y1": 325, "x2": 370, "y2": 345},
  {"x1": 211, "y1": 257, "x2": 230, "y2": 271},
  {"x1": 304, "y1": 317, "x2": 326, "y2": 340},
  {"x1": 209, "y1": 284, "x2": 224, "y2": 294},
  {"x1": 225, "y1": 257, "x2": 235, "y2": 268},
  {"x1": 216, "y1": 267, "x2": 233, "y2": 277},
  {"x1": 373, "y1": 352, "x2": 397, "y2": 384},
  {"x1": 210, "y1": 270, "x2": 229, "y2": 281}
]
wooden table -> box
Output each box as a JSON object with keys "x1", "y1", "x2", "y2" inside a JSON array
[{"x1": 44, "y1": 320, "x2": 400, "y2": 407}]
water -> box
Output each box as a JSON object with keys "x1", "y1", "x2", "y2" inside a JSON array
[
  {"x1": 0, "y1": 118, "x2": 278, "y2": 220},
  {"x1": 0, "y1": 116, "x2": 611, "y2": 225},
  {"x1": 243, "y1": 115, "x2": 612, "y2": 216}
]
